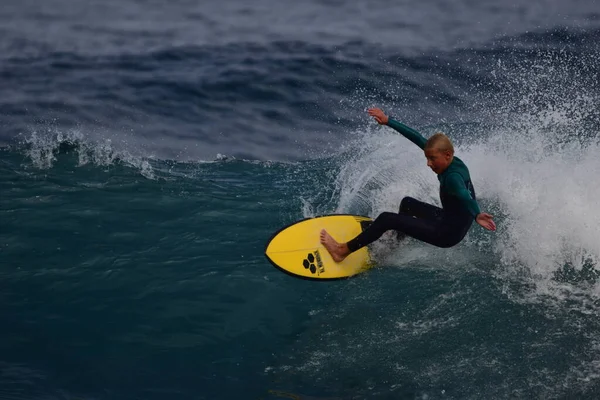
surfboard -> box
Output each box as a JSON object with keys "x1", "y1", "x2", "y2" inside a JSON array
[{"x1": 264, "y1": 214, "x2": 374, "y2": 280}]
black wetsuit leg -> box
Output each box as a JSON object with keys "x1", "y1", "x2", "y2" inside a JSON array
[
  {"x1": 347, "y1": 197, "x2": 471, "y2": 252},
  {"x1": 396, "y1": 197, "x2": 443, "y2": 240},
  {"x1": 399, "y1": 196, "x2": 443, "y2": 219}
]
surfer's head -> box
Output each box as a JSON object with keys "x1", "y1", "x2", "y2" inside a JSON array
[{"x1": 424, "y1": 133, "x2": 454, "y2": 174}]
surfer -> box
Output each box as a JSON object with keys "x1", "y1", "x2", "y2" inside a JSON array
[{"x1": 320, "y1": 108, "x2": 496, "y2": 263}]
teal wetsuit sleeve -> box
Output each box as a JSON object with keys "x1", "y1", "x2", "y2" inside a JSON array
[
  {"x1": 387, "y1": 119, "x2": 427, "y2": 149},
  {"x1": 445, "y1": 173, "x2": 481, "y2": 218}
]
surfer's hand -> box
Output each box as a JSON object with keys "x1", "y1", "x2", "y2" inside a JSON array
[
  {"x1": 476, "y1": 213, "x2": 496, "y2": 231},
  {"x1": 368, "y1": 108, "x2": 389, "y2": 125}
]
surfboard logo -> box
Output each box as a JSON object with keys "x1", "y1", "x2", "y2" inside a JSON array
[{"x1": 303, "y1": 251, "x2": 325, "y2": 275}]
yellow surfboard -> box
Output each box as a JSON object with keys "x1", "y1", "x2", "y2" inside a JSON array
[{"x1": 265, "y1": 214, "x2": 374, "y2": 280}]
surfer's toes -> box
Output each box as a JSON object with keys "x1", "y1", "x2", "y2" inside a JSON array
[
  {"x1": 319, "y1": 229, "x2": 326, "y2": 243},
  {"x1": 320, "y1": 231, "x2": 347, "y2": 262}
]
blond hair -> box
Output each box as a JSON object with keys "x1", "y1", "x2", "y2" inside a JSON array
[{"x1": 425, "y1": 132, "x2": 454, "y2": 154}]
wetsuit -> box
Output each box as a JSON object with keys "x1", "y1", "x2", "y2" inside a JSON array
[{"x1": 346, "y1": 119, "x2": 481, "y2": 251}]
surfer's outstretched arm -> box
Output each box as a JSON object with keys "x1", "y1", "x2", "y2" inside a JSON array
[{"x1": 368, "y1": 108, "x2": 427, "y2": 149}]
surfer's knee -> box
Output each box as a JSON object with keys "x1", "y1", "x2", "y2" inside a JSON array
[
  {"x1": 399, "y1": 196, "x2": 417, "y2": 212},
  {"x1": 375, "y1": 211, "x2": 396, "y2": 221},
  {"x1": 400, "y1": 196, "x2": 417, "y2": 206}
]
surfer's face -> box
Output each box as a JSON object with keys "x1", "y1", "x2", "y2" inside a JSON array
[{"x1": 424, "y1": 148, "x2": 452, "y2": 174}]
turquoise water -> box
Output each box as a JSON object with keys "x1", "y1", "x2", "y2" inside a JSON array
[
  {"x1": 3, "y1": 139, "x2": 600, "y2": 398},
  {"x1": 2, "y1": 150, "x2": 298, "y2": 398}
]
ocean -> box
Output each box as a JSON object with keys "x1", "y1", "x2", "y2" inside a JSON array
[{"x1": 2, "y1": 0, "x2": 600, "y2": 399}]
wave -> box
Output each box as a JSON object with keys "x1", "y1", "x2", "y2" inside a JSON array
[{"x1": 2, "y1": 27, "x2": 598, "y2": 161}]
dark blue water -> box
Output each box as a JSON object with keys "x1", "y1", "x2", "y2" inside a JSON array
[{"x1": 2, "y1": 1, "x2": 600, "y2": 399}]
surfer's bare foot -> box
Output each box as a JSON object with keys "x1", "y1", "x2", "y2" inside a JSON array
[{"x1": 319, "y1": 229, "x2": 350, "y2": 262}]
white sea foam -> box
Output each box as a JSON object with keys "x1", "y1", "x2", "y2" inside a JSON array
[
  {"x1": 18, "y1": 127, "x2": 157, "y2": 179},
  {"x1": 330, "y1": 56, "x2": 600, "y2": 300}
]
